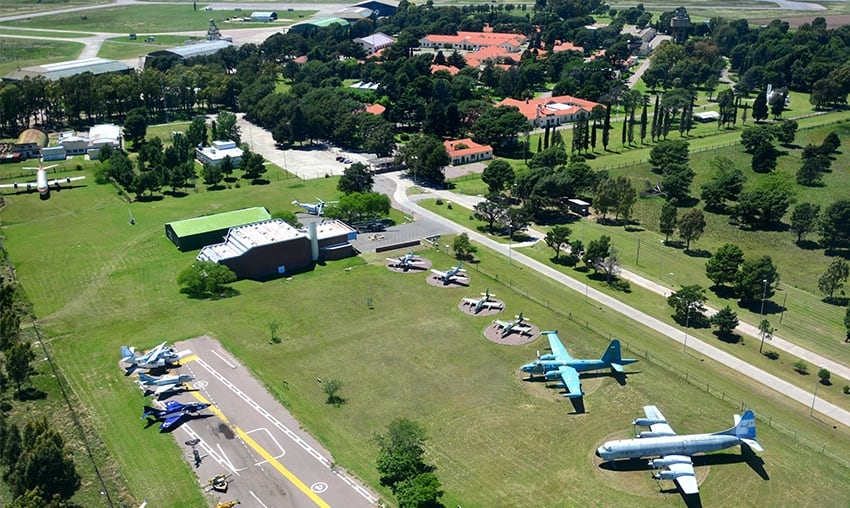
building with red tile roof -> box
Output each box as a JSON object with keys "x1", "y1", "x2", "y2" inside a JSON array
[
  {"x1": 430, "y1": 64, "x2": 460, "y2": 75},
  {"x1": 497, "y1": 95, "x2": 602, "y2": 128},
  {"x1": 419, "y1": 31, "x2": 526, "y2": 52},
  {"x1": 364, "y1": 103, "x2": 386, "y2": 115},
  {"x1": 443, "y1": 138, "x2": 493, "y2": 165}
]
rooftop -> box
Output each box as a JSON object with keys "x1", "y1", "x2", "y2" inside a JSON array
[
  {"x1": 5, "y1": 57, "x2": 131, "y2": 81},
  {"x1": 167, "y1": 207, "x2": 271, "y2": 238}
]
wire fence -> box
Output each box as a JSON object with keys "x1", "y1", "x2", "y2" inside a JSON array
[{"x1": 436, "y1": 244, "x2": 850, "y2": 471}]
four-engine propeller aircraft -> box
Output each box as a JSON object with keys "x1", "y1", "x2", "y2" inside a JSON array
[
  {"x1": 596, "y1": 405, "x2": 763, "y2": 495},
  {"x1": 0, "y1": 161, "x2": 85, "y2": 199},
  {"x1": 142, "y1": 400, "x2": 211, "y2": 430},
  {"x1": 292, "y1": 198, "x2": 337, "y2": 216},
  {"x1": 387, "y1": 252, "x2": 424, "y2": 270},
  {"x1": 430, "y1": 262, "x2": 468, "y2": 285},
  {"x1": 520, "y1": 331, "x2": 637, "y2": 397},
  {"x1": 120, "y1": 342, "x2": 181, "y2": 372},
  {"x1": 461, "y1": 288, "x2": 503, "y2": 314},
  {"x1": 138, "y1": 372, "x2": 195, "y2": 397},
  {"x1": 493, "y1": 312, "x2": 533, "y2": 337}
]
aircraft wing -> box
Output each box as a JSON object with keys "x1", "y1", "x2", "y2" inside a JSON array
[
  {"x1": 0, "y1": 181, "x2": 36, "y2": 189},
  {"x1": 669, "y1": 461, "x2": 698, "y2": 494},
  {"x1": 462, "y1": 298, "x2": 478, "y2": 305},
  {"x1": 160, "y1": 413, "x2": 184, "y2": 430},
  {"x1": 493, "y1": 319, "x2": 509, "y2": 328},
  {"x1": 162, "y1": 400, "x2": 183, "y2": 414},
  {"x1": 430, "y1": 269, "x2": 446, "y2": 277},
  {"x1": 483, "y1": 301, "x2": 503, "y2": 309},
  {"x1": 555, "y1": 366, "x2": 582, "y2": 397},
  {"x1": 48, "y1": 176, "x2": 85, "y2": 185},
  {"x1": 644, "y1": 405, "x2": 676, "y2": 435},
  {"x1": 546, "y1": 332, "x2": 570, "y2": 360}
]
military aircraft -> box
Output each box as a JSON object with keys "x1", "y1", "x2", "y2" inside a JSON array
[
  {"x1": 520, "y1": 331, "x2": 637, "y2": 397},
  {"x1": 120, "y1": 342, "x2": 181, "y2": 372},
  {"x1": 138, "y1": 372, "x2": 194, "y2": 397},
  {"x1": 461, "y1": 288, "x2": 503, "y2": 314},
  {"x1": 493, "y1": 312, "x2": 533, "y2": 337},
  {"x1": 142, "y1": 400, "x2": 211, "y2": 431},
  {"x1": 430, "y1": 262, "x2": 468, "y2": 285},
  {"x1": 596, "y1": 405, "x2": 763, "y2": 495},
  {"x1": 292, "y1": 198, "x2": 337, "y2": 216},
  {"x1": 0, "y1": 161, "x2": 85, "y2": 199},
  {"x1": 387, "y1": 252, "x2": 424, "y2": 270}
]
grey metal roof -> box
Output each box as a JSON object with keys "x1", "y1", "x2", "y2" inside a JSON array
[
  {"x1": 161, "y1": 40, "x2": 232, "y2": 59},
  {"x1": 4, "y1": 57, "x2": 131, "y2": 81}
]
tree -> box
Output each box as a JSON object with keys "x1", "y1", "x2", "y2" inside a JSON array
[
  {"x1": 660, "y1": 163, "x2": 695, "y2": 201},
  {"x1": 818, "y1": 367, "x2": 831, "y2": 384},
  {"x1": 271, "y1": 210, "x2": 301, "y2": 228},
  {"x1": 241, "y1": 151, "x2": 267, "y2": 181},
  {"x1": 700, "y1": 157, "x2": 746, "y2": 212},
  {"x1": 710, "y1": 306, "x2": 739, "y2": 337},
  {"x1": 734, "y1": 256, "x2": 778, "y2": 303},
  {"x1": 583, "y1": 235, "x2": 611, "y2": 273},
  {"x1": 338, "y1": 162, "x2": 373, "y2": 194},
  {"x1": 214, "y1": 111, "x2": 241, "y2": 143},
  {"x1": 666, "y1": 285, "x2": 707, "y2": 325},
  {"x1": 503, "y1": 206, "x2": 532, "y2": 240},
  {"x1": 677, "y1": 208, "x2": 705, "y2": 252},
  {"x1": 544, "y1": 225, "x2": 571, "y2": 260},
  {"x1": 201, "y1": 162, "x2": 223, "y2": 187},
  {"x1": 797, "y1": 154, "x2": 829, "y2": 186},
  {"x1": 752, "y1": 90, "x2": 768, "y2": 122},
  {"x1": 759, "y1": 318, "x2": 774, "y2": 353},
  {"x1": 776, "y1": 119, "x2": 798, "y2": 145},
  {"x1": 395, "y1": 135, "x2": 449, "y2": 185},
  {"x1": 375, "y1": 418, "x2": 430, "y2": 491},
  {"x1": 705, "y1": 243, "x2": 744, "y2": 287},
  {"x1": 790, "y1": 203, "x2": 820, "y2": 243},
  {"x1": 818, "y1": 257, "x2": 849, "y2": 301},
  {"x1": 323, "y1": 379, "x2": 344, "y2": 406},
  {"x1": 751, "y1": 142, "x2": 778, "y2": 174},
  {"x1": 177, "y1": 261, "x2": 237, "y2": 298},
  {"x1": 659, "y1": 201, "x2": 678, "y2": 244},
  {"x1": 649, "y1": 139, "x2": 689, "y2": 173},
  {"x1": 473, "y1": 194, "x2": 508, "y2": 233},
  {"x1": 740, "y1": 125, "x2": 775, "y2": 153},
  {"x1": 6, "y1": 419, "x2": 80, "y2": 501},
  {"x1": 324, "y1": 192, "x2": 390, "y2": 223},
  {"x1": 186, "y1": 116, "x2": 208, "y2": 148},
  {"x1": 123, "y1": 108, "x2": 148, "y2": 148},
  {"x1": 819, "y1": 199, "x2": 850, "y2": 249},
  {"x1": 470, "y1": 106, "x2": 528, "y2": 148},
  {"x1": 794, "y1": 359, "x2": 808, "y2": 374},
  {"x1": 394, "y1": 471, "x2": 443, "y2": 508},
  {"x1": 821, "y1": 131, "x2": 841, "y2": 154},
  {"x1": 732, "y1": 174, "x2": 796, "y2": 228},
  {"x1": 5, "y1": 340, "x2": 35, "y2": 394},
  {"x1": 481, "y1": 160, "x2": 515, "y2": 194},
  {"x1": 453, "y1": 233, "x2": 477, "y2": 261}
]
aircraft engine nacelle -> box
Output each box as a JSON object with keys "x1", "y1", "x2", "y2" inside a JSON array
[
  {"x1": 544, "y1": 370, "x2": 563, "y2": 381},
  {"x1": 633, "y1": 417, "x2": 666, "y2": 426},
  {"x1": 638, "y1": 430, "x2": 676, "y2": 438},
  {"x1": 538, "y1": 353, "x2": 557, "y2": 361},
  {"x1": 654, "y1": 470, "x2": 693, "y2": 481},
  {"x1": 649, "y1": 456, "x2": 691, "y2": 469}
]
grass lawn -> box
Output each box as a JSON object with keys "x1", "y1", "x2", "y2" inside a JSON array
[
  {"x1": 0, "y1": 0, "x2": 107, "y2": 17},
  {"x1": 97, "y1": 35, "x2": 202, "y2": 60},
  {"x1": 0, "y1": 5, "x2": 312, "y2": 33},
  {"x1": 2, "y1": 164, "x2": 850, "y2": 506},
  {"x1": 0, "y1": 38, "x2": 82, "y2": 76},
  {"x1": 0, "y1": 27, "x2": 94, "y2": 37}
]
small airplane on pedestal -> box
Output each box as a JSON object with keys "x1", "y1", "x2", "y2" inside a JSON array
[
  {"x1": 292, "y1": 198, "x2": 337, "y2": 216},
  {"x1": 461, "y1": 288, "x2": 503, "y2": 314},
  {"x1": 431, "y1": 262, "x2": 468, "y2": 285},
  {"x1": 493, "y1": 312, "x2": 533, "y2": 337},
  {"x1": 387, "y1": 252, "x2": 424, "y2": 270}
]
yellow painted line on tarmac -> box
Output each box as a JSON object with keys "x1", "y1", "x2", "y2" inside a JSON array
[
  {"x1": 181, "y1": 354, "x2": 199, "y2": 363},
  {"x1": 188, "y1": 388, "x2": 331, "y2": 507}
]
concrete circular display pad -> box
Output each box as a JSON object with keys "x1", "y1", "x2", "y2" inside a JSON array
[
  {"x1": 385, "y1": 258, "x2": 433, "y2": 273},
  {"x1": 426, "y1": 274, "x2": 469, "y2": 288},
  {"x1": 483, "y1": 323, "x2": 540, "y2": 345},
  {"x1": 457, "y1": 299, "x2": 505, "y2": 317}
]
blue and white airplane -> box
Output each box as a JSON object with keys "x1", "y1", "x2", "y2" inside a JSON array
[
  {"x1": 387, "y1": 252, "x2": 424, "y2": 270},
  {"x1": 142, "y1": 400, "x2": 211, "y2": 431},
  {"x1": 120, "y1": 342, "x2": 181, "y2": 372},
  {"x1": 138, "y1": 372, "x2": 194, "y2": 397},
  {"x1": 596, "y1": 405, "x2": 763, "y2": 495},
  {"x1": 521, "y1": 331, "x2": 637, "y2": 398},
  {"x1": 431, "y1": 262, "x2": 468, "y2": 285}
]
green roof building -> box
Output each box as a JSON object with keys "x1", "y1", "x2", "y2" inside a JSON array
[{"x1": 165, "y1": 207, "x2": 271, "y2": 251}]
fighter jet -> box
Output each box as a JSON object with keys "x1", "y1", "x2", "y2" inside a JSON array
[
  {"x1": 493, "y1": 312, "x2": 533, "y2": 337},
  {"x1": 142, "y1": 400, "x2": 211, "y2": 431},
  {"x1": 387, "y1": 252, "x2": 425, "y2": 271},
  {"x1": 120, "y1": 342, "x2": 181, "y2": 372},
  {"x1": 430, "y1": 262, "x2": 468, "y2": 285},
  {"x1": 138, "y1": 372, "x2": 194, "y2": 397},
  {"x1": 461, "y1": 289, "x2": 503, "y2": 314}
]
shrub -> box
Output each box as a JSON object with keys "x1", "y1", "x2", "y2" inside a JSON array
[
  {"x1": 399, "y1": 133, "x2": 411, "y2": 141},
  {"x1": 763, "y1": 350, "x2": 780, "y2": 360},
  {"x1": 793, "y1": 360, "x2": 808, "y2": 374},
  {"x1": 436, "y1": 198, "x2": 444, "y2": 205},
  {"x1": 843, "y1": 385, "x2": 849, "y2": 394}
]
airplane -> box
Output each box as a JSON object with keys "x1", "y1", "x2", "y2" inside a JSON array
[
  {"x1": 493, "y1": 312, "x2": 533, "y2": 337},
  {"x1": 120, "y1": 342, "x2": 181, "y2": 372},
  {"x1": 461, "y1": 288, "x2": 503, "y2": 314},
  {"x1": 520, "y1": 331, "x2": 637, "y2": 398},
  {"x1": 387, "y1": 252, "x2": 424, "y2": 270},
  {"x1": 430, "y1": 262, "x2": 468, "y2": 285},
  {"x1": 0, "y1": 161, "x2": 85, "y2": 199},
  {"x1": 141, "y1": 400, "x2": 211, "y2": 431},
  {"x1": 596, "y1": 405, "x2": 763, "y2": 495},
  {"x1": 292, "y1": 198, "x2": 337, "y2": 216},
  {"x1": 216, "y1": 502, "x2": 240, "y2": 508},
  {"x1": 137, "y1": 372, "x2": 194, "y2": 397}
]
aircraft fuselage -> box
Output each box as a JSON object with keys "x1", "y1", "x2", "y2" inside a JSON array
[{"x1": 596, "y1": 433, "x2": 743, "y2": 461}]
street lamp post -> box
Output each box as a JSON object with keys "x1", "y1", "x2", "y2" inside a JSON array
[
  {"x1": 683, "y1": 303, "x2": 692, "y2": 353},
  {"x1": 759, "y1": 278, "x2": 768, "y2": 316},
  {"x1": 811, "y1": 366, "x2": 824, "y2": 416}
]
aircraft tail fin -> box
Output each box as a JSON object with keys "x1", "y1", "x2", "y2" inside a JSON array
[
  {"x1": 716, "y1": 409, "x2": 763, "y2": 450},
  {"x1": 120, "y1": 346, "x2": 135, "y2": 362},
  {"x1": 138, "y1": 373, "x2": 155, "y2": 384},
  {"x1": 601, "y1": 339, "x2": 637, "y2": 369},
  {"x1": 141, "y1": 406, "x2": 158, "y2": 419}
]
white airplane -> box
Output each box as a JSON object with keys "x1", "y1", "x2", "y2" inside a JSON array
[
  {"x1": 461, "y1": 288, "x2": 503, "y2": 314},
  {"x1": 431, "y1": 262, "x2": 468, "y2": 285},
  {"x1": 120, "y1": 342, "x2": 181, "y2": 372},
  {"x1": 387, "y1": 252, "x2": 424, "y2": 270},
  {"x1": 493, "y1": 312, "x2": 533, "y2": 337},
  {"x1": 138, "y1": 372, "x2": 194, "y2": 397},
  {"x1": 0, "y1": 161, "x2": 85, "y2": 199},
  {"x1": 292, "y1": 198, "x2": 337, "y2": 216},
  {"x1": 596, "y1": 405, "x2": 763, "y2": 495}
]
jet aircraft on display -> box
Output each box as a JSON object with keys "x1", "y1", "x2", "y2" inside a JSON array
[
  {"x1": 387, "y1": 252, "x2": 424, "y2": 270},
  {"x1": 292, "y1": 198, "x2": 337, "y2": 216},
  {"x1": 493, "y1": 312, "x2": 533, "y2": 337},
  {"x1": 596, "y1": 405, "x2": 763, "y2": 495},
  {"x1": 142, "y1": 400, "x2": 211, "y2": 431},
  {"x1": 138, "y1": 372, "x2": 194, "y2": 397},
  {"x1": 120, "y1": 342, "x2": 181, "y2": 372},
  {"x1": 461, "y1": 288, "x2": 503, "y2": 314},
  {"x1": 520, "y1": 331, "x2": 637, "y2": 397},
  {"x1": 0, "y1": 161, "x2": 86, "y2": 199},
  {"x1": 431, "y1": 262, "x2": 468, "y2": 284}
]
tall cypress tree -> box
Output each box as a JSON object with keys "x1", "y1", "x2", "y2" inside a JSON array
[
  {"x1": 651, "y1": 95, "x2": 660, "y2": 141},
  {"x1": 602, "y1": 105, "x2": 611, "y2": 150},
  {"x1": 639, "y1": 100, "x2": 648, "y2": 144}
]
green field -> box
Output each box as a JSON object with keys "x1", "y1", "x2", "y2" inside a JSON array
[
  {"x1": 1, "y1": 154, "x2": 849, "y2": 507},
  {"x1": 0, "y1": 5, "x2": 313, "y2": 33},
  {"x1": 0, "y1": 0, "x2": 107, "y2": 17},
  {"x1": 0, "y1": 37, "x2": 81, "y2": 75},
  {"x1": 97, "y1": 35, "x2": 203, "y2": 60},
  {"x1": 0, "y1": 27, "x2": 93, "y2": 37}
]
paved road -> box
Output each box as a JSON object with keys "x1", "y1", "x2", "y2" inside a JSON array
[{"x1": 379, "y1": 173, "x2": 850, "y2": 426}]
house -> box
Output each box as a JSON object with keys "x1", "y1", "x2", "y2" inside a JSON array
[
  {"x1": 353, "y1": 32, "x2": 394, "y2": 55},
  {"x1": 444, "y1": 138, "x2": 493, "y2": 166},
  {"x1": 364, "y1": 104, "x2": 386, "y2": 115},
  {"x1": 497, "y1": 95, "x2": 602, "y2": 128},
  {"x1": 195, "y1": 140, "x2": 243, "y2": 168},
  {"x1": 418, "y1": 31, "x2": 526, "y2": 52}
]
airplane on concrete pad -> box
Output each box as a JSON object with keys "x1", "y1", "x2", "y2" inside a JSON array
[
  {"x1": 431, "y1": 262, "x2": 468, "y2": 285},
  {"x1": 521, "y1": 331, "x2": 637, "y2": 398},
  {"x1": 142, "y1": 400, "x2": 211, "y2": 431},
  {"x1": 387, "y1": 252, "x2": 425, "y2": 270},
  {"x1": 596, "y1": 405, "x2": 763, "y2": 495},
  {"x1": 120, "y1": 342, "x2": 181, "y2": 373},
  {"x1": 0, "y1": 160, "x2": 85, "y2": 199},
  {"x1": 461, "y1": 288, "x2": 503, "y2": 314},
  {"x1": 292, "y1": 198, "x2": 337, "y2": 216},
  {"x1": 493, "y1": 312, "x2": 533, "y2": 337},
  {"x1": 138, "y1": 372, "x2": 194, "y2": 397}
]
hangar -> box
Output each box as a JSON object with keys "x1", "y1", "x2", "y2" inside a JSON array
[
  {"x1": 250, "y1": 11, "x2": 278, "y2": 22},
  {"x1": 197, "y1": 219, "x2": 357, "y2": 280},
  {"x1": 145, "y1": 39, "x2": 233, "y2": 68},
  {"x1": 3, "y1": 57, "x2": 131, "y2": 82},
  {"x1": 165, "y1": 207, "x2": 272, "y2": 251},
  {"x1": 288, "y1": 17, "x2": 349, "y2": 35},
  {"x1": 353, "y1": 0, "x2": 398, "y2": 16}
]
